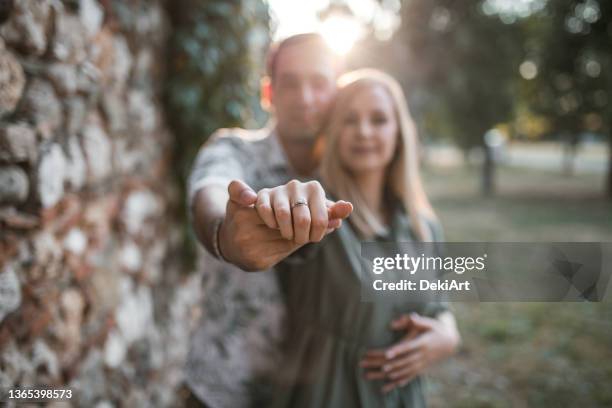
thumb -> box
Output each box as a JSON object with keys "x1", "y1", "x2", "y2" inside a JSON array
[
  {"x1": 228, "y1": 180, "x2": 257, "y2": 206},
  {"x1": 390, "y1": 314, "x2": 413, "y2": 330},
  {"x1": 408, "y1": 313, "x2": 436, "y2": 330},
  {"x1": 328, "y1": 200, "x2": 353, "y2": 220}
]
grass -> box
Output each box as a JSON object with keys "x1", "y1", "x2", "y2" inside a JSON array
[{"x1": 419, "y1": 164, "x2": 612, "y2": 408}]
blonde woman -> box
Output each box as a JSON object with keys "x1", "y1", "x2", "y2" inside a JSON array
[{"x1": 254, "y1": 69, "x2": 460, "y2": 407}]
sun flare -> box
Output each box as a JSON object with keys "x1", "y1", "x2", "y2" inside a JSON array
[{"x1": 318, "y1": 14, "x2": 364, "y2": 55}]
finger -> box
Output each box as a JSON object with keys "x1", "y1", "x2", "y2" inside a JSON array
[
  {"x1": 363, "y1": 349, "x2": 387, "y2": 359},
  {"x1": 383, "y1": 352, "x2": 422, "y2": 377},
  {"x1": 407, "y1": 313, "x2": 437, "y2": 331},
  {"x1": 256, "y1": 189, "x2": 278, "y2": 229},
  {"x1": 324, "y1": 200, "x2": 342, "y2": 229},
  {"x1": 360, "y1": 350, "x2": 387, "y2": 369},
  {"x1": 328, "y1": 218, "x2": 341, "y2": 229},
  {"x1": 229, "y1": 204, "x2": 267, "y2": 226},
  {"x1": 360, "y1": 356, "x2": 387, "y2": 369},
  {"x1": 253, "y1": 224, "x2": 291, "y2": 239},
  {"x1": 272, "y1": 191, "x2": 293, "y2": 240},
  {"x1": 362, "y1": 348, "x2": 387, "y2": 360},
  {"x1": 387, "y1": 363, "x2": 422, "y2": 382},
  {"x1": 391, "y1": 314, "x2": 413, "y2": 330},
  {"x1": 286, "y1": 181, "x2": 309, "y2": 244},
  {"x1": 382, "y1": 373, "x2": 418, "y2": 393},
  {"x1": 328, "y1": 200, "x2": 353, "y2": 220},
  {"x1": 364, "y1": 370, "x2": 387, "y2": 381},
  {"x1": 306, "y1": 182, "x2": 328, "y2": 242},
  {"x1": 228, "y1": 180, "x2": 257, "y2": 206},
  {"x1": 385, "y1": 337, "x2": 424, "y2": 359},
  {"x1": 292, "y1": 204, "x2": 311, "y2": 245}
]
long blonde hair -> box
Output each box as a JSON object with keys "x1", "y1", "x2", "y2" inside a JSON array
[{"x1": 319, "y1": 69, "x2": 437, "y2": 241}]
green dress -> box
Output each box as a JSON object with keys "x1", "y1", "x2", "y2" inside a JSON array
[{"x1": 270, "y1": 204, "x2": 447, "y2": 408}]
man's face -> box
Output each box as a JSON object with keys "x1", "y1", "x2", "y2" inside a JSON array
[{"x1": 271, "y1": 42, "x2": 337, "y2": 145}]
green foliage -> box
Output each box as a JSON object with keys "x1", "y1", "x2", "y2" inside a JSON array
[
  {"x1": 164, "y1": 0, "x2": 271, "y2": 182},
  {"x1": 521, "y1": 0, "x2": 612, "y2": 134},
  {"x1": 518, "y1": 0, "x2": 612, "y2": 196},
  {"x1": 392, "y1": 0, "x2": 523, "y2": 149},
  {"x1": 163, "y1": 0, "x2": 271, "y2": 264}
]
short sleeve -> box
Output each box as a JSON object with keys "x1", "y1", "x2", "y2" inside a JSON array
[{"x1": 187, "y1": 131, "x2": 247, "y2": 209}]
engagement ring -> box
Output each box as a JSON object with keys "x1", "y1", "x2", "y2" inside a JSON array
[{"x1": 291, "y1": 199, "x2": 308, "y2": 209}]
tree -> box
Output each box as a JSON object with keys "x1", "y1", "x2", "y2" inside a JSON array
[
  {"x1": 163, "y1": 0, "x2": 271, "y2": 262},
  {"x1": 390, "y1": 0, "x2": 523, "y2": 195},
  {"x1": 164, "y1": 0, "x2": 270, "y2": 183},
  {"x1": 521, "y1": 0, "x2": 612, "y2": 196}
]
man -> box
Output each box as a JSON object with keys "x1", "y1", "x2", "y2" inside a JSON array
[{"x1": 185, "y1": 33, "x2": 351, "y2": 408}]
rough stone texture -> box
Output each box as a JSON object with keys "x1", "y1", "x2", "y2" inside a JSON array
[
  {"x1": 79, "y1": 0, "x2": 104, "y2": 39},
  {"x1": 0, "y1": 265, "x2": 21, "y2": 323},
  {"x1": 65, "y1": 96, "x2": 87, "y2": 135},
  {"x1": 52, "y1": 13, "x2": 88, "y2": 64},
  {"x1": 0, "y1": 47, "x2": 25, "y2": 116},
  {"x1": 81, "y1": 119, "x2": 112, "y2": 183},
  {"x1": 37, "y1": 143, "x2": 66, "y2": 208},
  {"x1": 46, "y1": 63, "x2": 78, "y2": 95},
  {"x1": 0, "y1": 165, "x2": 29, "y2": 205},
  {"x1": 17, "y1": 78, "x2": 63, "y2": 138},
  {"x1": 0, "y1": 166, "x2": 29, "y2": 204},
  {"x1": 0, "y1": 2, "x2": 200, "y2": 406},
  {"x1": 63, "y1": 134, "x2": 87, "y2": 191},
  {"x1": 0, "y1": 0, "x2": 53, "y2": 56},
  {"x1": 0, "y1": 123, "x2": 38, "y2": 164}
]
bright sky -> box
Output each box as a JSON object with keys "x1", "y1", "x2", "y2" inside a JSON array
[
  {"x1": 267, "y1": 0, "x2": 329, "y2": 39},
  {"x1": 266, "y1": 0, "x2": 401, "y2": 55},
  {"x1": 266, "y1": 0, "x2": 546, "y2": 49}
]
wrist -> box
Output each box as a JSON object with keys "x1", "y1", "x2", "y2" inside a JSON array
[
  {"x1": 441, "y1": 327, "x2": 460, "y2": 354},
  {"x1": 211, "y1": 217, "x2": 228, "y2": 262}
]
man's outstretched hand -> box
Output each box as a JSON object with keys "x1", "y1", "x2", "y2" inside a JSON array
[
  {"x1": 254, "y1": 179, "x2": 353, "y2": 245},
  {"x1": 217, "y1": 180, "x2": 352, "y2": 271}
]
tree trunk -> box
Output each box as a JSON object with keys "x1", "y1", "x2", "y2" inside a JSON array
[
  {"x1": 562, "y1": 133, "x2": 580, "y2": 176},
  {"x1": 461, "y1": 148, "x2": 468, "y2": 167},
  {"x1": 562, "y1": 140, "x2": 577, "y2": 176},
  {"x1": 482, "y1": 145, "x2": 495, "y2": 196},
  {"x1": 607, "y1": 134, "x2": 612, "y2": 199}
]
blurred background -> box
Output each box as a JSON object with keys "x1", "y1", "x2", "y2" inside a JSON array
[{"x1": 0, "y1": 0, "x2": 611, "y2": 406}]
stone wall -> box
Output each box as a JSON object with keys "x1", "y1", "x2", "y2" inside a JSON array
[{"x1": 0, "y1": 1, "x2": 201, "y2": 406}]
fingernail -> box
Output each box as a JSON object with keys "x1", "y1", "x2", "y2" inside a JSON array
[
  {"x1": 386, "y1": 351, "x2": 395, "y2": 359},
  {"x1": 382, "y1": 365, "x2": 390, "y2": 372},
  {"x1": 240, "y1": 189, "x2": 255, "y2": 201}
]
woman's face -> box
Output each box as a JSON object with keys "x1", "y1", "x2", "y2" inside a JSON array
[{"x1": 337, "y1": 84, "x2": 399, "y2": 175}]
